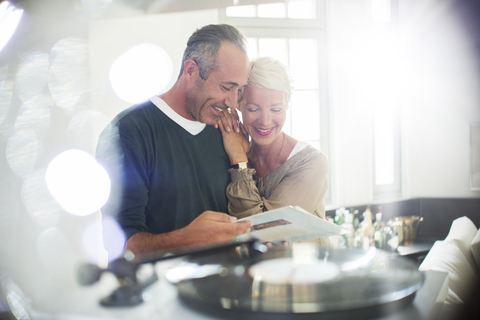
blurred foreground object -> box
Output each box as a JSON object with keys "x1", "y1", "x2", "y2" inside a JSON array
[
  {"x1": 0, "y1": 1, "x2": 23, "y2": 53},
  {"x1": 167, "y1": 242, "x2": 424, "y2": 316}
]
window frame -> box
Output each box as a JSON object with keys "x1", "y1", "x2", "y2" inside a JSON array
[
  {"x1": 221, "y1": 0, "x2": 404, "y2": 205},
  {"x1": 372, "y1": 0, "x2": 403, "y2": 200},
  {"x1": 218, "y1": 1, "x2": 325, "y2": 29},
  {"x1": 219, "y1": 0, "x2": 331, "y2": 202},
  {"x1": 373, "y1": 108, "x2": 402, "y2": 199}
]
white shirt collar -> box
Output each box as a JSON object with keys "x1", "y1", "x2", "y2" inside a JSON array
[{"x1": 150, "y1": 96, "x2": 206, "y2": 136}]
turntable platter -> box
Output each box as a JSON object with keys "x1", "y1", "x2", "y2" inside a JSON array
[
  {"x1": 165, "y1": 242, "x2": 424, "y2": 316},
  {"x1": 248, "y1": 257, "x2": 341, "y2": 285}
]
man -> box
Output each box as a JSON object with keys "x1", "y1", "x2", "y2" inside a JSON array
[{"x1": 96, "y1": 24, "x2": 252, "y2": 257}]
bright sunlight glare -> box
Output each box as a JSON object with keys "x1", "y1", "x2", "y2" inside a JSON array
[
  {"x1": 109, "y1": 43, "x2": 173, "y2": 104},
  {"x1": 45, "y1": 149, "x2": 111, "y2": 216},
  {"x1": 0, "y1": 1, "x2": 23, "y2": 53}
]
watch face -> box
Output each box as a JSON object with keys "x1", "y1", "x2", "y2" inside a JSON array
[
  {"x1": 238, "y1": 162, "x2": 248, "y2": 170},
  {"x1": 232, "y1": 162, "x2": 249, "y2": 170}
]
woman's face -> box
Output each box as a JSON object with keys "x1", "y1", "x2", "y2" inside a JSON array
[{"x1": 240, "y1": 86, "x2": 287, "y2": 147}]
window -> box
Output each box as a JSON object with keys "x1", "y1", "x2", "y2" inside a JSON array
[
  {"x1": 220, "y1": 0, "x2": 329, "y2": 158},
  {"x1": 370, "y1": 0, "x2": 402, "y2": 199},
  {"x1": 226, "y1": 0, "x2": 317, "y2": 19},
  {"x1": 374, "y1": 106, "x2": 402, "y2": 198},
  {"x1": 221, "y1": 1, "x2": 329, "y2": 201},
  {"x1": 222, "y1": 0, "x2": 403, "y2": 204}
]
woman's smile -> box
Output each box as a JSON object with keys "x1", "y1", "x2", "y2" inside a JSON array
[
  {"x1": 254, "y1": 126, "x2": 275, "y2": 136},
  {"x1": 240, "y1": 86, "x2": 287, "y2": 147}
]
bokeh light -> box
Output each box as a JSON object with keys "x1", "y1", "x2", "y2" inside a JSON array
[
  {"x1": 67, "y1": 109, "x2": 109, "y2": 152},
  {"x1": 48, "y1": 38, "x2": 89, "y2": 113},
  {"x1": 109, "y1": 43, "x2": 173, "y2": 104},
  {"x1": 0, "y1": 272, "x2": 32, "y2": 319},
  {"x1": 14, "y1": 93, "x2": 53, "y2": 139},
  {"x1": 75, "y1": 0, "x2": 113, "y2": 21},
  {"x1": 45, "y1": 149, "x2": 111, "y2": 216},
  {"x1": 94, "y1": 215, "x2": 126, "y2": 262},
  {"x1": 15, "y1": 51, "x2": 49, "y2": 102},
  {"x1": 21, "y1": 170, "x2": 62, "y2": 227},
  {"x1": 5, "y1": 129, "x2": 39, "y2": 178},
  {"x1": 0, "y1": 64, "x2": 13, "y2": 125},
  {"x1": 81, "y1": 216, "x2": 107, "y2": 266},
  {"x1": 0, "y1": 1, "x2": 24, "y2": 54}
]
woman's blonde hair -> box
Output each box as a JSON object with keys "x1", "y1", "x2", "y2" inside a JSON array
[{"x1": 246, "y1": 57, "x2": 292, "y2": 104}]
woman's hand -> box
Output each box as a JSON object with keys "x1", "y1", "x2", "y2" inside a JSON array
[{"x1": 217, "y1": 109, "x2": 250, "y2": 165}]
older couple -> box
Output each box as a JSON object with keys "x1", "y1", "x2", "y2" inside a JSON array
[{"x1": 97, "y1": 24, "x2": 331, "y2": 257}]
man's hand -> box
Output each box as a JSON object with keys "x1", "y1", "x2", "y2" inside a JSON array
[
  {"x1": 182, "y1": 211, "x2": 253, "y2": 246},
  {"x1": 126, "y1": 211, "x2": 253, "y2": 256}
]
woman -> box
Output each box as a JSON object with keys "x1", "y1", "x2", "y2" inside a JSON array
[{"x1": 217, "y1": 57, "x2": 335, "y2": 247}]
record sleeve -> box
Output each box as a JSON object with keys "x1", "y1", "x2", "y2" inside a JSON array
[{"x1": 234, "y1": 206, "x2": 350, "y2": 243}]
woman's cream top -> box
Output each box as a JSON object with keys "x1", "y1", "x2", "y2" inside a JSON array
[{"x1": 226, "y1": 143, "x2": 335, "y2": 247}]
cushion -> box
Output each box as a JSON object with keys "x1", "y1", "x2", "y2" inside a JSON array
[
  {"x1": 445, "y1": 216, "x2": 477, "y2": 249},
  {"x1": 419, "y1": 239, "x2": 478, "y2": 304},
  {"x1": 445, "y1": 288, "x2": 463, "y2": 305},
  {"x1": 444, "y1": 216, "x2": 478, "y2": 270},
  {"x1": 471, "y1": 229, "x2": 480, "y2": 272}
]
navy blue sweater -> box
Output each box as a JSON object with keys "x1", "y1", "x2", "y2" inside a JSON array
[{"x1": 96, "y1": 100, "x2": 230, "y2": 240}]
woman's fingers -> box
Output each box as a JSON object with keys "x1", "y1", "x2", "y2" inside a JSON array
[
  {"x1": 221, "y1": 109, "x2": 242, "y2": 133},
  {"x1": 216, "y1": 116, "x2": 225, "y2": 132},
  {"x1": 217, "y1": 110, "x2": 248, "y2": 153},
  {"x1": 221, "y1": 110, "x2": 234, "y2": 132}
]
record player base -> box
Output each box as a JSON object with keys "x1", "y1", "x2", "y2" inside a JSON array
[
  {"x1": 31, "y1": 268, "x2": 447, "y2": 320},
  {"x1": 175, "y1": 270, "x2": 447, "y2": 320}
]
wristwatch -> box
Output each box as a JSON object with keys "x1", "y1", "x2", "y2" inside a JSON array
[{"x1": 230, "y1": 161, "x2": 250, "y2": 170}]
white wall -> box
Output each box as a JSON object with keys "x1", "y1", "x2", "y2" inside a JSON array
[
  {"x1": 400, "y1": 0, "x2": 480, "y2": 199},
  {"x1": 0, "y1": 5, "x2": 220, "y2": 310},
  {"x1": 326, "y1": 0, "x2": 480, "y2": 209},
  {"x1": 88, "y1": 9, "x2": 219, "y2": 122},
  {"x1": 327, "y1": 0, "x2": 375, "y2": 208},
  {"x1": 89, "y1": 0, "x2": 480, "y2": 209}
]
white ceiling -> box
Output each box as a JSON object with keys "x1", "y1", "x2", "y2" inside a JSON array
[{"x1": 132, "y1": 0, "x2": 282, "y2": 14}]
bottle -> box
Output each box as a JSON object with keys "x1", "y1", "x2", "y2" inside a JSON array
[
  {"x1": 347, "y1": 208, "x2": 355, "y2": 226},
  {"x1": 341, "y1": 208, "x2": 355, "y2": 248},
  {"x1": 352, "y1": 209, "x2": 362, "y2": 248},
  {"x1": 384, "y1": 220, "x2": 399, "y2": 251},
  {"x1": 353, "y1": 209, "x2": 360, "y2": 230},
  {"x1": 373, "y1": 207, "x2": 386, "y2": 249},
  {"x1": 334, "y1": 207, "x2": 345, "y2": 226},
  {"x1": 361, "y1": 205, "x2": 375, "y2": 249}
]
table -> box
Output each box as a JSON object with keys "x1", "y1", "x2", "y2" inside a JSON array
[
  {"x1": 396, "y1": 238, "x2": 437, "y2": 265},
  {"x1": 30, "y1": 261, "x2": 448, "y2": 320}
]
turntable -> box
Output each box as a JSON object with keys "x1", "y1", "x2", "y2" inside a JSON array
[
  {"x1": 164, "y1": 241, "x2": 425, "y2": 319},
  {"x1": 77, "y1": 240, "x2": 426, "y2": 319}
]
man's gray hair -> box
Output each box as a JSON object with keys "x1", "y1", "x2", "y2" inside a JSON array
[
  {"x1": 179, "y1": 24, "x2": 247, "y2": 80},
  {"x1": 247, "y1": 57, "x2": 293, "y2": 104}
]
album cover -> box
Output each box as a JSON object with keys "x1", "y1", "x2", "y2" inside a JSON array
[{"x1": 234, "y1": 206, "x2": 350, "y2": 243}]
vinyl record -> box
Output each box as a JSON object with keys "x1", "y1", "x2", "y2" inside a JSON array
[{"x1": 165, "y1": 242, "x2": 424, "y2": 318}]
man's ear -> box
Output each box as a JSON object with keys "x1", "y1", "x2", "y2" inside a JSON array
[{"x1": 183, "y1": 59, "x2": 198, "y2": 79}]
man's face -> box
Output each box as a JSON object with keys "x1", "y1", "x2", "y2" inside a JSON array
[{"x1": 185, "y1": 42, "x2": 249, "y2": 125}]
